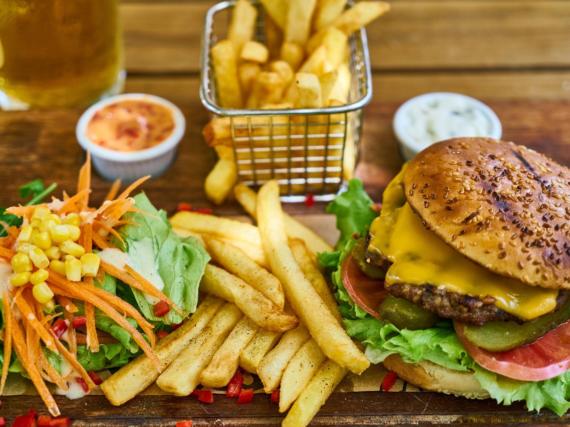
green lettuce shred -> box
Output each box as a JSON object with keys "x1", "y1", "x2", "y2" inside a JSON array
[{"x1": 320, "y1": 179, "x2": 570, "y2": 416}]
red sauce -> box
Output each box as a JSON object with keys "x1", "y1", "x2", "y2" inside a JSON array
[{"x1": 87, "y1": 100, "x2": 175, "y2": 152}]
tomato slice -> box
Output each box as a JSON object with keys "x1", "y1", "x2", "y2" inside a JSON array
[
  {"x1": 455, "y1": 320, "x2": 570, "y2": 381},
  {"x1": 341, "y1": 253, "x2": 387, "y2": 319}
]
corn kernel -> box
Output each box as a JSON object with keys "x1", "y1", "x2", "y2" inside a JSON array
[
  {"x1": 49, "y1": 214, "x2": 62, "y2": 224},
  {"x1": 32, "y1": 282, "x2": 54, "y2": 304},
  {"x1": 50, "y1": 259, "x2": 66, "y2": 275},
  {"x1": 30, "y1": 268, "x2": 49, "y2": 285},
  {"x1": 63, "y1": 213, "x2": 81, "y2": 227},
  {"x1": 11, "y1": 252, "x2": 32, "y2": 273},
  {"x1": 29, "y1": 247, "x2": 49, "y2": 269},
  {"x1": 10, "y1": 272, "x2": 30, "y2": 287},
  {"x1": 45, "y1": 246, "x2": 61, "y2": 260},
  {"x1": 32, "y1": 230, "x2": 52, "y2": 250},
  {"x1": 65, "y1": 256, "x2": 82, "y2": 282},
  {"x1": 16, "y1": 242, "x2": 33, "y2": 254},
  {"x1": 49, "y1": 224, "x2": 71, "y2": 244},
  {"x1": 32, "y1": 207, "x2": 51, "y2": 220},
  {"x1": 80, "y1": 253, "x2": 100, "y2": 277},
  {"x1": 39, "y1": 217, "x2": 57, "y2": 233},
  {"x1": 18, "y1": 225, "x2": 33, "y2": 242},
  {"x1": 31, "y1": 218, "x2": 42, "y2": 229},
  {"x1": 66, "y1": 225, "x2": 81, "y2": 242},
  {"x1": 43, "y1": 299, "x2": 56, "y2": 313},
  {"x1": 60, "y1": 240, "x2": 85, "y2": 257}
]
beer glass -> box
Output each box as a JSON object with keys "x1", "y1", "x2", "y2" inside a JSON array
[{"x1": 0, "y1": 0, "x2": 124, "y2": 109}]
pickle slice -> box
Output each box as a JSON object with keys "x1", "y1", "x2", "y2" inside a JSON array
[
  {"x1": 352, "y1": 237, "x2": 386, "y2": 280},
  {"x1": 379, "y1": 295, "x2": 438, "y2": 330},
  {"x1": 460, "y1": 298, "x2": 570, "y2": 352}
]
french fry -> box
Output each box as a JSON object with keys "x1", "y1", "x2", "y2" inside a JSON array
[
  {"x1": 280, "y1": 42, "x2": 305, "y2": 71},
  {"x1": 233, "y1": 183, "x2": 333, "y2": 254},
  {"x1": 289, "y1": 238, "x2": 342, "y2": 323},
  {"x1": 216, "y1": 236, "x2": 268, "y2": 267},
  {"x1": 282, "y1": 360, "x2": 347, "y2": 426},
  {"x1": 279, "y1": 339, "x2": 326, "y2": 412},
  {"x1": 257, "y1": 181, "x2": 369, "y2": 374},
  {"x1": 285, "y1": 0, "x2": 318, "y2": 46},
  {"x1": 101, "y1": 296, "x2": 224, "y2": 405},
  {"x1": 299, "y1": 45, "x2": 329, "y2": 75},
  {"x1": 204, "y1": 158, "x2": 237, "y2": 205},
  {"x1": 170, "y1": 211, "x2": 262, "y2": 248},
  {"x1": 228, "y1": 0, "x2": 257, "y2": 52},
  {"x1": 257, "y1": 325, "x2": 311, "y2": 392},
  {"x1": 205, "y1": 237, "x2": 285, "y2": 309},
  {"x1": 247, "y1": 71, "x2": 286, "y2": 109},
  {"x1": 211, "y1": 40, "x2": 242, "y2": 108},
  {"x1": 260, "y1": 0, "x2": 287, "y2": 29},
  {"x1": 239, "y1": 62, "x2": 261, "y2": 96},
  {"x1": 295, "y1": 73, "x2": 322, "y2": 108},
  {"x1": 314, "y1": 0, "x2": 348, "y2": 31},
  {"x1": 321, "y1": 27, "x2": 348, "y2": 69},
  {"x1": 308, "y1": 1, "x2": 391, "y2": 52},
  {"x1": 240, "y1": 329, "x2": 282, "y2": 373},
  {"x1": 201, "y1": 264, "x2": 297, "y2": 332},
  {"x1": 200, "y1": 317, "x2": 258, "y2": 388},
  {"x1": 156, "y1": 303, "x2": 242, "y2": 396},
  {"x1": 240, "y1": 41, "x2": 269, "y2": 64},
  {"x1": 321, "y1": 63, "x2": 351, "y2": 105},
  {"x1": 343, "y1": 123, "x2": 356, "y2": 180},
  {"x1": 269, "y1": 61, "x2": 294, "y2": 87}
]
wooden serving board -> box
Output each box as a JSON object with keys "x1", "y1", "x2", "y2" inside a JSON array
[{"x1": 1, "y1": 100, "x2": 569, "y2": 424}]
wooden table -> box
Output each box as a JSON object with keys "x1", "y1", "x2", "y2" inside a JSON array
[{"x1": 1, "y1": 1, "x2": 570, "y2": 425}]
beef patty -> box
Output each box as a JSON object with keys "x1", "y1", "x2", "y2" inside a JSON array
[{"x1": 387, "y1": 283, "x2": 569, "y2": 326}]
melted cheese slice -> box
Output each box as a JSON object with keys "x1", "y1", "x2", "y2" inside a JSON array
[{"x1": 368, "y1": 170, "x2": 558, "y2": 321}]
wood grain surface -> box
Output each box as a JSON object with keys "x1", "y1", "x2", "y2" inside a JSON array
[{"x1": 2, "y1": 0, "x2": 570, "y2": 425}]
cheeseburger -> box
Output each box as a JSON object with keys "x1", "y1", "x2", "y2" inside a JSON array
[{"x1": 322, "y1": 137, "x2": 570, "y2": 415}]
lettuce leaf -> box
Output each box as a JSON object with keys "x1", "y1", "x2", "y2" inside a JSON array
[
  {"x1": 119, "y1": 193, "x2": 210, "y2": 324},
  {"x1": 77, "y1": 344, "x2": 137, "y2": 372},
  {"x1": 322, "y1": 179, "x2": 570, "y2": 416}
]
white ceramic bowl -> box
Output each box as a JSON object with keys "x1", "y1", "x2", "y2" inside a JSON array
[
  {"x1": 76, "y1": 93, "x2": 185, "y2": 181},
  {"x1": 393, "y1": 92, "x2": 502, "y2": 161}
]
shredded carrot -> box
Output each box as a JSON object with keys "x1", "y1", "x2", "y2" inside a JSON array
[
  {"x1": 57, "y1": 188, "x2": 90, "y2": 215},
  {"x1": 92, "y1": 231, "x2": 114, "y2": 250},
  {"x1": 0, "y1": 291, "x2": 12, "y2": 395},
  {"x1": 40, "y1": 348, "x2": 68, "y2": 391},
  {"x1": 116, "y1": 175, "x2": 151, "y2": 201},
  {"x1": 6, "y1": 205, "x2": 38, "y2": 217},
  {"x1": 62, "y1": 309, "x2": 77, "y2": 357},
  {"x1": 93, "y1": 219, "x2": 125, "y2": 246},
  {"x1": 76, "y1": 153, "x2": 91, "y2": 210},
  {"x1": 11, "y1": 312, "x2": 60, "y2": 417},
  {"x1": 13, "y1": 291, "x2": 56, "y2": 352},
  {"x1": 48, "y1": 276, "x2": 160, "y2": 369},
  {"x1": 57, "y1": 296, "x2": 78, "y2": 314},
  {"x1": 50, "y1": 328, "x2": 96, "y2": 391},
  {"x1": 100, "y1": 198, "x2": 137, "y2": 222},
  {"x1": 84, "y1": 276, "x2": 99, "y2": 353},
  {"x1": 0, "y1": 246, "x2": 14, "y2": 260},
  {"x1": 124, "y1": 264, "x2": 185, "y2": 317},
  {"x1": 105, "y1": 179, "x2": 122, "y2": 201}
]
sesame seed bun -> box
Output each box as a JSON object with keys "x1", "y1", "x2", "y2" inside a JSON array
[
  {"x1": 404, "y1": 138, "x2": 570, "y2": 290},
  {"x1": 382, "y1": 355, "x2": 489, "y2": 399}
]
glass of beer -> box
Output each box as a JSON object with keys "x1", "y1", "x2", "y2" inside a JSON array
[{"x1": 0, "y1": 0, "x2": 124, "y2": 110}]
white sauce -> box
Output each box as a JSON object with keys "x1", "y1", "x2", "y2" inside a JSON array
[
  {"x1": 405, "y1": 95, "x2": 492, "y2": 150},
  {"x1": 56, "y1": 378, "x2": 88, "y2": 400},
  {"x1": 98, "y1": 246, "x2": 164, "y2": 304}
]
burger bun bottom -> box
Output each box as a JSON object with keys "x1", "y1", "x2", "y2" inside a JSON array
[{"x1": 383, "y1": 355, "x2": 489, "y2": 399}]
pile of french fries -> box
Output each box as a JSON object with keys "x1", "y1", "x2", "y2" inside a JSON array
[
  {"x1": 100, "y1": 182, "x2": 370, "y2": 426},
  {"x1": 203, "y1": 0, "x2": 391, "y2": 205}
]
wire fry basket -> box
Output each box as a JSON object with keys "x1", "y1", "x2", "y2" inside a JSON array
[{"x1": 200, "y1": 0, "x2": 373, "y2": 202}]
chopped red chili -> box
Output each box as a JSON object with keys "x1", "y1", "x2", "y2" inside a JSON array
[
  {"x1": 177, "y1": 202, "x2": 192, "y2": 212},
  {"x1": 196, "y1": 389, "x2": 214, "y2": 404},
  {"x1": 194, "y1": 207, "x2": 213, "y2": 215},
  {"x1": 12, "y1": 409, "x2": 37, "y2": 427},
  {"x1": 270, "y1": 389, "x2": 279, "y2": 403},
  {"x1": 175, "y1": 421, "x2": 193, "y2": 427},
  {"x1": 237, "y1": 388, "x2": 254, "y2": 404},
  {"x1": 51, "y1": 319, "x2": 68, "y2": 339},
  {"x1": 153, "y1": 300, "x2": 170, "y2": 317},
  {"x1": 157, "y1": 330, "x2": 169, "y2": 340},
  {"x1": 88, "y1": 372, "x2": 103, "y2": 386},
  {"x1": 71, "y1": 316, "x2": 87, "y2": 329},
  {"x1": 47, "y1": 418, "x2": 72, "y2": 427},
  {"x1": 76, "y1": 377, "x2": 89, "y2": 393},
  {"x1": 0, "y1": 417, "x2": 5, "y2": 427},
  {"x1": 381, "y1": 371, "x2": 398, "y2": 392},
  {"x1": 304, "y1": 193, "x2": 315, "y2": 207},
  {"x1": 226, "y1": 371, "x2": 243, "y2": 398},
  {"x1": 37, "y1": 415, "x2": 52, "y2": 427}
]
